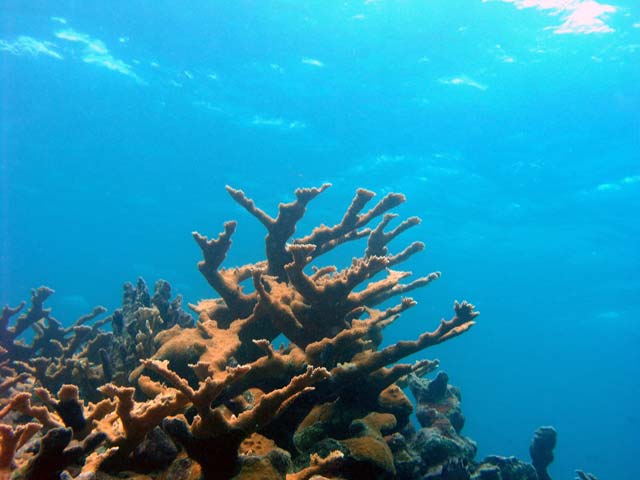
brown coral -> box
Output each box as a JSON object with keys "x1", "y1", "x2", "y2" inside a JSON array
[{"x1": 0, "y1": 184, "x2": 478, "y2": 479}]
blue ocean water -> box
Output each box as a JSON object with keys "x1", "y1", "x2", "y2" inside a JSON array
[{"x1": 1, "y1": 0, "x2": 638, "y2": 478}]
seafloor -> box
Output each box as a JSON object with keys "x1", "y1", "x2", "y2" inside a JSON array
[{"x1": 0, "y1": 185, "x2": 594, "y2": 480}]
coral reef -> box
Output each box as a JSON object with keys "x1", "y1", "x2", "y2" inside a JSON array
[
  {"x1": 530, "y1": 426, "x2": 556, "y2": 480},
  {"x1": 0, "y1": 185, "x2": 594, "y2": 479}
]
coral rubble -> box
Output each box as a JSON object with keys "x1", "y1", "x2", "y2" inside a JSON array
[{"x1": 0, "y1": 185, "x2": 591, "y2": 479}]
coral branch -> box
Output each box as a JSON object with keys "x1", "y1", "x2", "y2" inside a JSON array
[
  {"x1": 22, "y1": 427, "x2": 106, "y2": 480},
  {"x1": 339, "y1": 300, "x2": 478, "y2": 376},
  {"x1": 366, "y1": 213, "x2": 421, "y2": 258},
  {"x1": 96, "y1": 382, "x2": 187, "y2": 469},
  {"x1": 226, "y1": 183, "x2": 331, "y2": 279},
  {"x1": 235, "y1": 366, "x2": 329, "y2": 432},
  {"x1": 0, "y1": 392, "x2": 63, "y2": 429},
  {"x1": 193, "y1": 221, "x2": 256, "y2": 319},
  {"x1": 0, "y1": 287, "x2": 54, "y2": 361},
  {"x1": 0, "y1": 422, "x2": 41, "y2": 473},
  {"x1": 287, "y1": 451, "x2": 345, "y2": 480},
  {"x1": 296, "y1": 189, "x2": 408, "y2": 260}
]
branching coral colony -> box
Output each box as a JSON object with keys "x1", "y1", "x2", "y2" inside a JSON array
[{"x1": 0, "y1": 185, "x2": 591, "y2": 480}]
